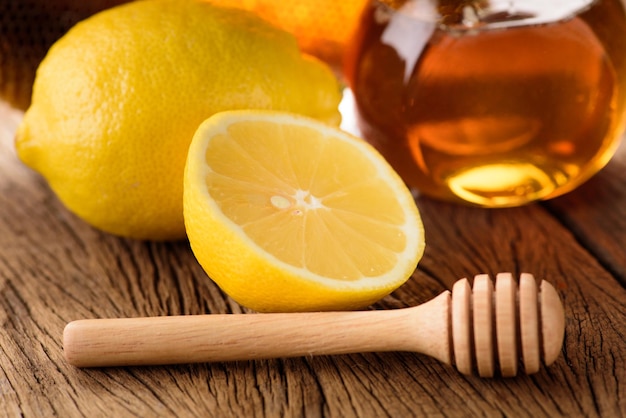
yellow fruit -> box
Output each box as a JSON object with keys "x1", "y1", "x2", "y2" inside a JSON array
[
  {"x1": 183, "y1": 110, "x2": 425, "y2": 312},
  {"x1": 15, "y1": 0, "x2": 342, "y2": 240}
]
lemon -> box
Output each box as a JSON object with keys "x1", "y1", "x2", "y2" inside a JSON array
[
  {"x1": 184, "y1": 110, "x2": 425, "y2": 312},
  {"x1": 15, "y1": 0, "x2": 342, "y2": 240}
]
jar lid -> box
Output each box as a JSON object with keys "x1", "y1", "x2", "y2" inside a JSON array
[{"x1": 382, "y1": 0, "x2": 596, "y2": 31}]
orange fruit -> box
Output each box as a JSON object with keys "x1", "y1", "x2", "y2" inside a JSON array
[{"x1": 207, "y1": 0, "x2": 368, "y2": 71}]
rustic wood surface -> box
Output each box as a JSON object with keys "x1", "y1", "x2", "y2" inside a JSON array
[{"x1": 0, "y1": 99, "x2": 625, "y2": 417}]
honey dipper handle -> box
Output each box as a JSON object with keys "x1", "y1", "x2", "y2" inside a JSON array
[{"x1": 63, "y1": 292, "x2": 451, "y2": 368}]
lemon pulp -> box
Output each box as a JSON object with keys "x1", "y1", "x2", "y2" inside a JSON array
[{"x1": 184, "y1": 110, "x2": 425, "y2": 312}]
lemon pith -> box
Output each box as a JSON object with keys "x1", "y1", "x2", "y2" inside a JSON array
[
  {"x1": 15, "y1": 0, "x2": 342, "y2": 240},
  {"x1": 184, "y1": 110, "x2": 425, "y2": 312}
]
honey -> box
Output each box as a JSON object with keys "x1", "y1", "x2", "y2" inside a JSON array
[{"x1": 345, "y1": 0, "x2": 626, "y2": 206}]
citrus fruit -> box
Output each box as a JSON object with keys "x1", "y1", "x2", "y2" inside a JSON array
[
  {"x1": 207, "y1": 0, "x2": 369, "y2": 71},
  {"x1": 183, "y1": 110, "x2": 425, "y2": 312},
  {"x1": 15, "y1": 0, "x2": 342, "y2": 240},
  {"x1": 0, "y1": 0, "x2": 366, "y2": 111}
]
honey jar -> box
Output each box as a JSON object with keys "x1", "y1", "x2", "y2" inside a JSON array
[{"x1": 345, "y1": 0, "x2": 626, "y2": 206}]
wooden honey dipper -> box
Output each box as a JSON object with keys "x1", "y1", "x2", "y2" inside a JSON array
[{"x1": 63, "y1": 273, "x2": 565, "y2": 377}]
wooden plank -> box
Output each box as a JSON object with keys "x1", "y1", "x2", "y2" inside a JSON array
[
  {"x1": 545, "y1": 142, "x2": 626, "y2": 284},
  {"x1": 413, "y1": 200, "x2": 625, "y2": 417},
  {"x1": 0, "y1": 102, "x2": 624, "y2": 417}
]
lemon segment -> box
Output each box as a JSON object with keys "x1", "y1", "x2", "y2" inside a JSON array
[{"x1": 184, "y1": 110, "x2": 425, "y2": 312}]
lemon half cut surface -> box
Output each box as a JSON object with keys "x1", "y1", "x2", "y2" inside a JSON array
[{"x1": 184, "y1": 111, "x2": 425, "y2": 312}]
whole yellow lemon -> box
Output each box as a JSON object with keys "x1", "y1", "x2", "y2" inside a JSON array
[{"x1": 15, "y1": 0, "x2": 342, "y2": 240}]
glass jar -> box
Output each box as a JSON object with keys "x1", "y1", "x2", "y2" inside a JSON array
[{"x1": 344, "y1": 0, "x2": 626, "y2": 207}]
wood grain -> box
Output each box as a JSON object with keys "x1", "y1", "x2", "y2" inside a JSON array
[{"x1": 1, "y1": 100, "x2": 625, "y2": 417}]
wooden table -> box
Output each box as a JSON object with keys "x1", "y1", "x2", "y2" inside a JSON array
[{"x1": 1, "y1": 99, "x2": 624, "y2": 417}]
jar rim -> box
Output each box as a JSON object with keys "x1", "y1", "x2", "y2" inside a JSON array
[{"x1": 376, "y1": 0, "x2": 598, "y2": 32}]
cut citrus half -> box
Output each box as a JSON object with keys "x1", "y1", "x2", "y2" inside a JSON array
[{"x1": 183, "y1": 110, "x2": 425, "y2": 312}]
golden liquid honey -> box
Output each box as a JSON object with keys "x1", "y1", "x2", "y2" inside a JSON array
[{"x1": 345, "y1": 0, "x2": 626, "y2": 206}]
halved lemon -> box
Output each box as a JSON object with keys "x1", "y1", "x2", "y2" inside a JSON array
[{"x1": 183, "y1": 110, "x2": 424, "y2": 312}]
